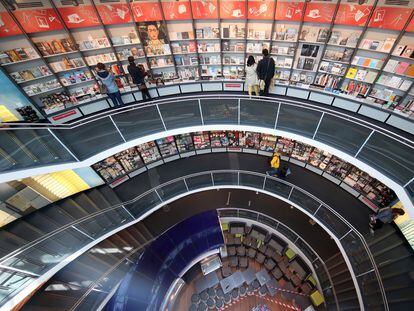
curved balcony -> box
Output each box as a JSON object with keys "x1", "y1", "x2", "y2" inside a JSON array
[
  {"x1": 0, "y1": 95, "x2": 413, "y2": 214},
  {"x1": 0, "y1": 169, "x2": 388, "y2": 311}
]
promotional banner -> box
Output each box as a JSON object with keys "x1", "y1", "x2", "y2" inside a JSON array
[
  {"x1": 248, "y1": 0, "x2": 275, "y2": 20},
  {"x1": 13, "y1": 8, "x2": 63, "y2": 33},
  {"x1": 131, "y1": 0, "x2": 163, "y2": 22},
  {"x1": 161, "y1": 0, "x2": 192, "y2": 20},
  {"x1": 406, "y1": 17, "x2": 414, "y2": 32},
  {"x1": 220, "y1": 0, "x2": 246, "y2": 19},
  {"x1": 96, "y1": 3, "x2": 132, "y2": 25},
  {"x1": 191, "y1": 0, "x2": 218, "y2": 19},
  {"x1": 304, "y1": 1, "x2": 337, "y2": 24},
  {"x1": 275, "y1": 0, "x2": 304, "y2": 21},
  {"x1": 57, "y1": 4, "x2": 100, "y2": 29},
  {"x1": 335, "y1": 2, "x2": 373, "y2": 26},
  {"x1": 368, "y1": 6, "x2": 412, "y2": 31},
  {"x1": 0, "y1": 10, "x2": 22, "y2": 37}
]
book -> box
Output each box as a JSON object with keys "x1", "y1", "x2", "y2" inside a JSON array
[
  {"x1": 346, "y1": 67, "x2": 357, "y2": 79},
  {"x1": 383, "y1": 59, "x2": 399, "y2": 73},
  {"x1": 365, "y1": 71, "x2": 377, "y2": 83},
  {"x1": 395, "y1": 62, "x2": 409, "y2": 75},
  {"x1": 381, "y1": 38, "x2": 396, "y2": 53}
]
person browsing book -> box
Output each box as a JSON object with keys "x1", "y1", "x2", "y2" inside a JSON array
[
  {"x1": 95, "y1": 63, "x2": 124, "y2": 107},
  {"x1": 257, "y1": 49, "x2": 275, "y2": 96},
  {"x1": 245, "y1": 55, "x2": 259, "y2": 97},
  {"x1": 127, "y1": 57, "x2": 151, "y2": 101}
]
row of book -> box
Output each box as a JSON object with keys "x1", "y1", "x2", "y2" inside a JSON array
[
  {"x1": 376, "y1": 74, "x2": 412, "y2": 91},
  {"x1": 345, "y1": 67, "x2": 378, "y2": 83},
  {"x1": 351, "y1": 56, "x2": 384, "y2": 70},
  {"x1": 77, "y1": 37, "x2": 111, "y2": 51},
  {"x1": 359, "y1": 37, "x2": 395, "y2": 53},
  {"x1": 111, "y1": 32, "x2": 140, "y2": 46},
  {"x1": 319, "y1": 61, "x2": 347, "y2": 76},
  {"x1": 59, "y1": 70, "x2": 94, "y2": 86},
  {"x1": 49, "y1": 57, "x2": 85, "y2": 72},
  {"x1": 23, "y1": 79, "x2": 61, "y2": 96},
  {"x1": 175, "y1": 56, "x2": 198, "y2": 66},
  {"x1": 383, "y1": 59, "x2": 414, "y2": 77},
  {"x1": 328, "y1": 30, "x2": 360, "y2": 47},
  {"x1": 171, "y1": 42, "x2": 197, "y2": 54},
  {"x1": 35, "y1": 38, "x2": 77, "y2": 56},
  {"x1": 84, "y1": 53, "x2": 117, "y2": 66},
  {"x1": 10, "y1": 66, "x2": 52, "y2": 83},
  {"x1": 0, "y1": 47, "x2": 39, "y2": 64},
  {"x1": 169, "y1": 31, "x2": 194, "y2": 41},
  {"x1": 117, "y1": 47, "x2": 145, "y2": 60}
]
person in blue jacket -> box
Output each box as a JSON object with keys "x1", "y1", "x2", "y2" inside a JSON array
[{"x1": 96, "y1": 62, "x2": 124, "y2": 107}]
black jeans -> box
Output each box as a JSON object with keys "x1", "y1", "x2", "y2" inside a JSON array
[
  {"x1": 260, "y1": 78, "x2": 272, "y2": 96},
  {"x1": 140, "y1": 84, "x2": 151, "y2": 101},
  {"x1": 107, "y1": 91, "x2": 124, "y2": 107}
]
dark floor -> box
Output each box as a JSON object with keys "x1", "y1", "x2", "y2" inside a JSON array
[{"x1": 115, "y1": 152, "x2": 372, "y2": 235}]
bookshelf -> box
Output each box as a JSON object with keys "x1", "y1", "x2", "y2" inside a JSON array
[{"x1": 0, "y1": 0, "x2": 413, "y2": 120}]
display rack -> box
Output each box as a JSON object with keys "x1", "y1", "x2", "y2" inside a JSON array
[
  {"x1": 92, "y1": 130, "x2": 397, "y2": 211},
  {"x1": 0, "y1": 0, "x2": 414, "y2": 120}
]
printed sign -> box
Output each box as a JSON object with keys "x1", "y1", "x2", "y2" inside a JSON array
[
  {"x1": 162, "y1": 0, "x2": 192, "y2": 20},
  {"x1": 191, "y1": 0, "x2": 218, "y2": 19},
  {"x1": 220, "y1": 0, "x2": 246, "y2": 19},
  {"x1": 131, "y1": 0, "x2": 163, "y2": 22},
  {"x1": 248, "y1": 0, "x2": 275, "y2": 20},
  {"x1": 0, "y1": 11, "x2": 22, "y2": 37},
  {"x1": 57, "y1": 5, "x2": 100, "y2": 29},
  {"x1": 304, "y1": 2, "x2": 336, "y2": 24},
  {"x1": 368, "y1": 6, "x2": 412, "y2": 30},
  {"x1": 13, "y1": 8, "x2": 63, "y2": 33},
  {"x1": 96, "y1": 3, "x2": 132, "y2": 25},
  {"x1": 275, "y1": 1, "x2": 304, "y2": 21},
  {"x1": 335, "y1": 3, "x2": 373, "y2": 26}
]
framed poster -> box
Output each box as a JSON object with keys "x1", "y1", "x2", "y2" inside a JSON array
[
  {"x1": 248, "y1": 0, "x2": 275, "y2": 20},
  {"x1": 191, "y1": 0, "x2": 218, "y2": 19},
  {"x1": 131, "y1": 0, "x2": 163, "y2": 22},
  {"x1": 138, "y1": 21, "x2": 170, "y2": 55}
]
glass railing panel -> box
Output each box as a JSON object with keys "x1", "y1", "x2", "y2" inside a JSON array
[
  {"x1": 124, "y1": 191, "x2": 162, "y2": 218},
  {"x1": 185, "y1": 174, "x2": 213, "y2": 190},
  {"x1": 276, "y1": 105, "x2": 322, "y2": 138},
  {"x1": 217, "y1": 209, "x2": 237, "y2": 218},
  {"x1": 263, "y1": 178, "x2": 292, "y2": 198},
  {"x1": 357, "y1": 271, "x2": 386, "y2": 311},
  {"x1": 212, "y1": 172, "x2": 238, "y2": 185},
  {"x1": 157, "y1": 100, "x2": 201, "y2": 130},
  {"x1": 238, "y1": 209, "x2": 257, "y2": 221},
  {"x1": 356, "y1": 132, "x2": 414, "y2": 185},
  {"x1": 277, "y1": 223, "x2": 298, "y2": 242},
  {"x1": 340, "y1": 231, "x2": 373, "y2": 276},
  {"x1": 407, "y1": 180, "x2": 414, "y2": 204},
  {"x1": 200, "y1": 98, "x2": 238, "y2": 124},
  {"x1": 289, "y1": 189, "x2": 321, "y2": 214},
  {"x1": 157, "y1": 180, "x2": 188, "y2": 201},
  {"x1": 257, "y1": 214, "x2": 278, "y2": 229},
  {"x1": 295, "y1": 239, "x2": 317, "y2": 263},
  {"x1": 314, "y1": 114, "x2": 372, "y2": 155},
  {"x1": 239, "y1": 173, "x2": 264, "y2": 188},
  {"x1": 51, "y1": 118, "x2": 124, "y2": 160},
  {"x1": 2, "y1": 227, "x2": 91, "y2": 274},
  {"x1": 111, "y1": 106, "x2": 165, "y2": 141},
  {"x1": 74, "y1": 206, "x2": 134, "y2": 240},
  {"x1": 312, "y1": 259, "x2": 331, "y2": 290},
  {"x1": 0, "y1": 269, "x2": 35, "y2": 305},
  {"x1": 239, "y1": 99, "x2": 279, "y2": 128},
  {"x1": 315, "y1": 205, "x2": 350, "y2": 238}
]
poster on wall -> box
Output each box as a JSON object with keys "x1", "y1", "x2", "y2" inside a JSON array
[
  {"x1": 335, "y1": 2, "x2": 373, "y2": 26},
  {"x1": 162, "y1": 0, "x2": 192, "y2": 20},
  {"x1": 55, "y1": 0, "x2": 100, "y2": 29},
  {"x1": 191, "y1": 0, "x2": 218, "y2": 19},
  {"x1": 368, "y1": 6, "x2": 412, "y2": 31},
  {"x1": 96, "y1": 1, "x2": 132, "y2": 25},
  {"x1": 248, "y1": 0, "x2": 275, "y2": 20},
  {"x1": 220, "y1": 0, "x2": 246, "y2": 19},
  {"x1": 303, "y1": 1, "x2": 337, "y2": 24},
  {"x1": 275, "y1": 0, "x2": 304, "y2": 21},
  {"x1": 131, "y1": 0, "x2": 163, "y2": 22},
  {"x1": 12, "y1": 0, "x2": 63, "y2": 33},
  {"x1": 0, "y1": 4, "x2": 22, "y2": 37},
  {"x1": 138, "y1": 21, "x2": 170, "y2": 55}
]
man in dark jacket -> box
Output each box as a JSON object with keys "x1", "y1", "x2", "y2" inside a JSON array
[
  {"x1": 127, "y1": 56, "x2": 151, "y2": 101},
  {"x1": 256, "y1": 49, "x2": 275, "y2": 96}
]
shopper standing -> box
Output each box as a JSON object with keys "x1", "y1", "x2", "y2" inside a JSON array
[
  {"x1": 257, "y1": 48, "x2": 275, "y2": 96},
  {"x1": 245, "y1": 55, "x2": 259, "y2": 97},
  {"x1": 127, "y1": 56, "x2": 151, "y2": 101},
  {"x1": 369, "y1": 207, "x2": 405, "y2": 235},
  {"x1": 96, "y1": 62, "x2": 124, "y2": 107}
]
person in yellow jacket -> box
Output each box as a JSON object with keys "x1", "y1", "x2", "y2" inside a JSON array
[{"x1": 266, "y1": 152, "x2": 280, "y2": 177}]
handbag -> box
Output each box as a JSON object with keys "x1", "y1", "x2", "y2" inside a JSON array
[
  {"x1": 259, "y1": 58, "x2": 271, "y2": 91},
  {"x1": 98, "y1": 82, "x2": 107, "y2": 94}
]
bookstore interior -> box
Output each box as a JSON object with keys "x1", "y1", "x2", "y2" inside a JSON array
[{"x1": 0, "y1": 0, "x2": 413, "y2": 121}]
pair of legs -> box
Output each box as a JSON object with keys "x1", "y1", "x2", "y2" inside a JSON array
[
  {"x1": 107, "y1": 91, "x2": 124, "y2": 107},
  {"x1": 260, "y1": 79, "x2": 272, "y2": 96},
  {"x1": 266, "y1": 168, "x2": 281, "y2": 177},
  {"x1": 248, "y1": 85, "x2": 259, "y2": 97},
  {"x1": 369, "y1": 215, "x2": 384, "y2": 235},
  {"x1": 140, "y1": 84, "x2": 151, "y2": 101}
]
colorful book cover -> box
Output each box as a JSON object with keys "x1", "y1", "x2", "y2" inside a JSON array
[
  {"x1": 346, "y1": 67, "x2": 357, "y2": 79},
  {"x1": 395, "y1": 62, "x2": 409, "y2": 75}
]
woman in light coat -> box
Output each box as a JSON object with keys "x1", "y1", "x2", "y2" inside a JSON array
[{"x1": 245, "y1": 55, "x2": 259, "y2": 97}]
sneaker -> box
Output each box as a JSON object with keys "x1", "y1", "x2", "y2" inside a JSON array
[
  {"x1": 369, "y1": 227, "x2": 375, "y2": 236},
  {"x1": 266, "y1": 171, "x2": 270, "y2": 176}
]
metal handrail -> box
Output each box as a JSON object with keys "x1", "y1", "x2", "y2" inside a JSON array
[
  {"x1": 1, "y1": 94, "x2": 412, "y2": 147},
  {"x1": 0, "y1": 170, "x2": 387, "y2": 311},
  {"x1": 218, "y1": 207, "x2": 339, "y2": 310}
]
